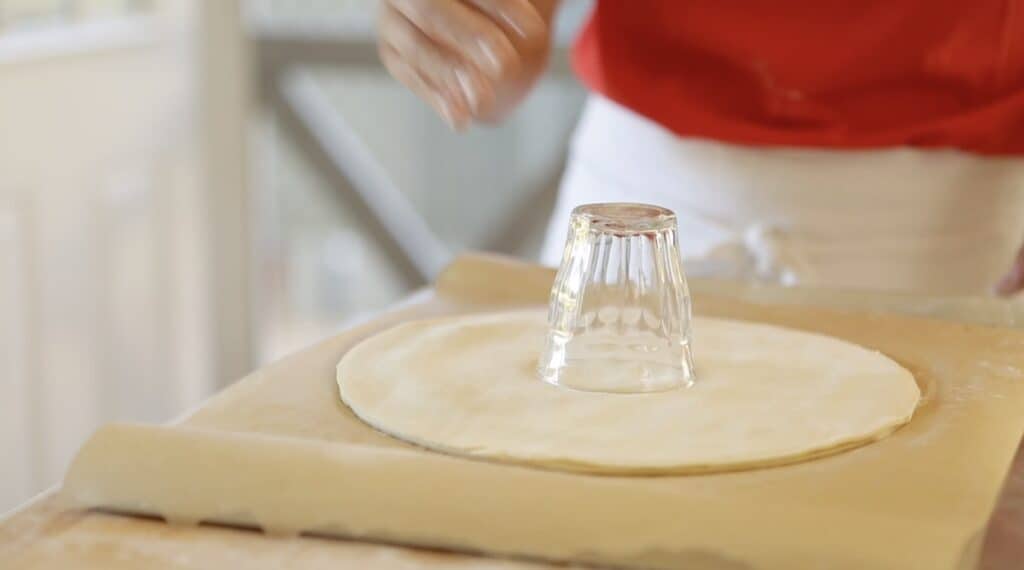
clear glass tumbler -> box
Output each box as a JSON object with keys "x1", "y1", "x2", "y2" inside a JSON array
[{"x1": 538, "y1": 203, "x2": 696, "y2": 393}]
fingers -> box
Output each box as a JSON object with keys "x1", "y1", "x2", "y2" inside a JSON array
[
  {"x1": 379, "y1": 45, "x2": 468, "y2": 130},
  {"x1": 388, "y1": 0, "x2": 521, "y2": 80},
  {"x1": 379, "y1": 0, "x2": 551, "y2": 129},
  {"x1": 995, "y1": 247, "x2": 1024, "y2": 296},
  {"x1": 379, "y1": 5, "x2": 496, "y2": 119},
  {"x1": 461, "y1": 0, "x2": 547, "y2": 41}
]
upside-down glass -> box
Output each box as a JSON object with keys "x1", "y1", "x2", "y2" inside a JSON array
[{"x1": 538, "y1": 203, "x2": 696, "y2": 393}]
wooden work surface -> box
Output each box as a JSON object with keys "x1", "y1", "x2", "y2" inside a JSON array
[{"x1": 3, "y1": 254, "x2": 1024, "y2": 569}]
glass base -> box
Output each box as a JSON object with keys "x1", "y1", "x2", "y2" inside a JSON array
[{"x1": 539, "y1": 357, "x2": 694, "y2": 394}]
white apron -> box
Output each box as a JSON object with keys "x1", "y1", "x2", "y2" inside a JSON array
[{"x1": 541, "y1": 96, "x2": 1024, "y2": 294}]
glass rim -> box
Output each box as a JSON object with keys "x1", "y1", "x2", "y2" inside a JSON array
[{"x1": 571, "y1": 203, "x2": 677, "y2": 235}]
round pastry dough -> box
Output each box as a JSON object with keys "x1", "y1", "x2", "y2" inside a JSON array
[{"x1": 337, "y1": 311, "x2": 919, "y2": 474}]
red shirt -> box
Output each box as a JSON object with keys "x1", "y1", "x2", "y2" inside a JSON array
[{"x1": 573, "y1": 1, "x2": 1024, "y2": 155}]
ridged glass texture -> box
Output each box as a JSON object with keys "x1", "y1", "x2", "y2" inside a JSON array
[{"x1": 538, "y1": 203, "x2": 696, "y2": 393}]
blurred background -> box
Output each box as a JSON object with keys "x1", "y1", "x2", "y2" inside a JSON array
[{"x1": 0, "y1": 0, "x2": 592, "y2": 512}]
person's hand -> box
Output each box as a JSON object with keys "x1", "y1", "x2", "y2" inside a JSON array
[
  {"x1": 995, "y1": 242, "x2": 1024, "y2": 296},
  {"x1": 378, "y1": 0, "x2": 556, "y2": 130}
]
